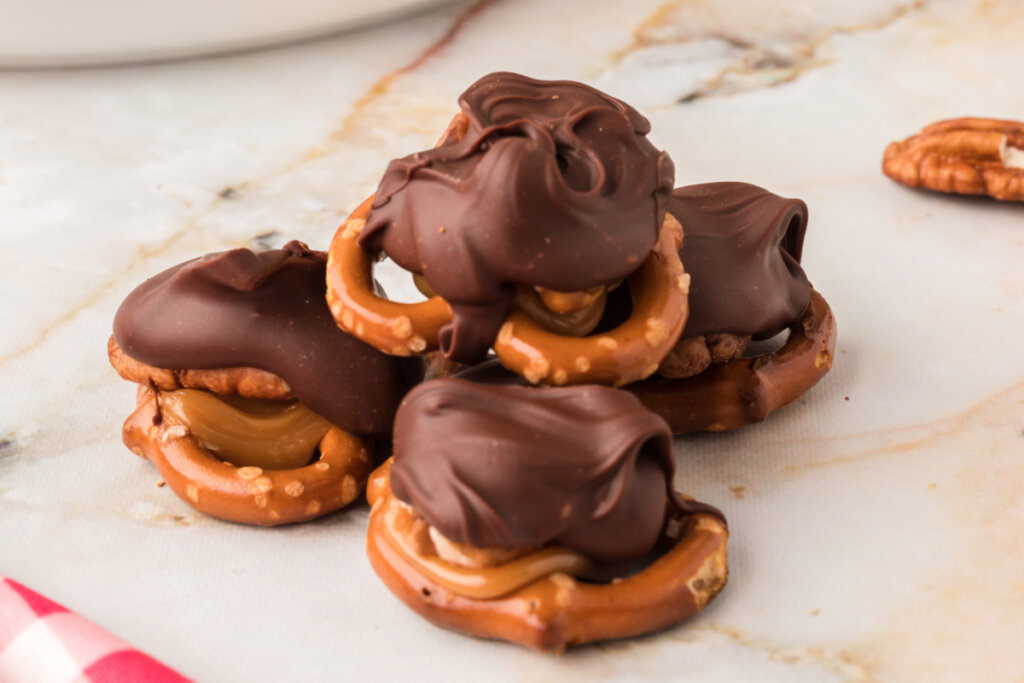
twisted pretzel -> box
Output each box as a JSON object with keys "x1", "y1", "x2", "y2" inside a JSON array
[
  {"x1": 492, "y1": 213, "x2": 689, "y2": 386},
  {"x1": 366, "y1": 461, "x2": 727, "y2": 652},
  {"x1": 629, "y1": 288, "x2": 836, "y2": 433},
  {"x1": 123, "y1": 387, "x2": 371, "y2": 526}
]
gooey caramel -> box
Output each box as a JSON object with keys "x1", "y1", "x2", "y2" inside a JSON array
[
  {"x1": 159, "y1": 389, "x2": 330, "y2": 470},
  {"x1": 414, "y1": 271, "x2": 610, "y2": 338},
  {"x1": 382, "y1": 497, "x2": 591, "y2": 600},
  {"x1": 512, "y1": 285, "x2": 608, "y2": 337}
]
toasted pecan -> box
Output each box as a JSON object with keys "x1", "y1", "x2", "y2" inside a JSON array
[
  {"x1": 658, "y1": 332, "x2": 750, "y2": 380},
  {"x1": 108, "y1": 336, "x2": 293, "y2": 400},
  {"x1": 882, "y1": 117, "x2": 1024, "y2": 202},
  {"x1": 631, "y1": 288, "x2": 836, "y2": 434}
]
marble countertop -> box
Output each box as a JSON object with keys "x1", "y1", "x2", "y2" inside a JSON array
[{"x1": 1, "y1": 1, "x2": 1022, "y2": 680}]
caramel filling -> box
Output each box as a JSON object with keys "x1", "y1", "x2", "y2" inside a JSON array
[
  {"x1": 535, "y1": 285, "x2": 606, "y2": 315},
  {"x1": 412, "y1": 272, "x2": 438, "y2": 299},
  {"x1": 382, "y1": 497, "x2": 591, "y2": 600},
  {"x1": 512, "y1": 285, "x2": 608, "y2": 337},
  {"x1": 159, "y1": 389, "x2": 330, "y2": 470},
  {"x1": 416, "y1": 273, "x2": 609, "y2": 338}
]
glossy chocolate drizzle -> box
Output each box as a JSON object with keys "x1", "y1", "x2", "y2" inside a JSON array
[
  {"x1": 669, "y1": 182, "x2": 810, "y2": 338},
  {"x1": 359, "y1": 72, "x2": 675, "y2": 363},
  {"x1": 113, "y1": 241, "x2": 413, "y2": 435},
  {"x1": 390, "y1": 378, "x2": 718, "y2": 563}
]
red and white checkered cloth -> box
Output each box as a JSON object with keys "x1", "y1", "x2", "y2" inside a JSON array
[{"x1": 0, "y1": 575, "x2": 191, "y2": 683}]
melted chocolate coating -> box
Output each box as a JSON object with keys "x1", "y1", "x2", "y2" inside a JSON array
[
  {"x1": 391, "y1": 379, "x2": 690, "y2": 563},
  {"x1": 113, "y1": 241, "x2": 413, "y2": 435},
  {"x1": 669, "y1": 182, "x2": 810, "y2": 338},
  {"x1": 360, "y1": 72, "x2": 675, "y2": 363}
]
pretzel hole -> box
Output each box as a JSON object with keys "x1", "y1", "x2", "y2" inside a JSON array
[
  {"x1": 588, "y1": 280, "x2": 634, "y2": 334},
  {"x1": 742, "y1": 329, "x2": 790, "y2": 358},
  {"x1": 367, "y1": 258, "x2": 431, "y2": 304}
]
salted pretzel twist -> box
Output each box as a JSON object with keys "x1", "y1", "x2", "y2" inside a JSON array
[
  {"x1": 365, "y1": 460, "x2": 727, "y2": 652},
  {"x1": 630, "y1": 288, "x2": 837, "y2": 434},
  {"x1": 492, "y1": 213, "x2": 689, "y2": 386},
  {"x1": 123, "y1": 387, "x2": 371, "y2": 526}
]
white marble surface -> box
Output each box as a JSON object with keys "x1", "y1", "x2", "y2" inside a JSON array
[{"x1": 2, "y1": 1, "x2": 1023, "y2": 681}]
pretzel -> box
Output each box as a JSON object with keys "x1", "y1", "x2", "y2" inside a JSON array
[
  {"x1": 629, "y1": 288, "x2": 836, "y2": 434},
  {"x1": 882, "y1": 117, "x2": 1024, "y2": 202},
  {"x1": 108, "y1": 336, "x2": 293, "y2": 399},
  {"x1": 365, "y1": 460, "x2": 728, "y2": 652},
  {"x1": 123, "y1": 386, "x2": 371, "y2": 526},
  {"x1": 325, "y1": 195, "x2": 453, "y2": 357},
  {"x1": 327, "y1": 203, "x2": 688, "y2": 386},
  {"x1": 492, "y1": 213, "x2": 689, "y2": 386},
  {"x1": 323, "y1": 114, "x2": 471, "y2": 358}
]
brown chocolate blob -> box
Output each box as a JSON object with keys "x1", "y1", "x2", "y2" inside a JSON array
[
  {"x1": 113, "y1": 241, "x2": 414, "y2": 435},
  {"x1": 669, "y1": 182, "x2": 810, "y2": 338},
  {"x1": 390, "y1": 379, "x2": 694, "y2": 563},
  {"x1": 359, "y1": 72, "x2": 675, "y2": 363}
]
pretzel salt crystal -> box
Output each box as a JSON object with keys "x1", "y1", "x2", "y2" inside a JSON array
[
  {"x1": 492, "y1": 213, "x2": 689, "y2": 387},
  {"x1": 325, "y1": 196, "x2": 453, "y2": 357},
  {"x1": 630, "y1": 288, "x2": 836, "y2": 434},
  {"x1": 123, "y1": 387, "x2": 371, "y2": 526},
  {"x1": 365, "y1": 461, "x2": 727, "y2": 652}
]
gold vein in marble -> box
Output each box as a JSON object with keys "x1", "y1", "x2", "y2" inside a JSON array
[
  {"x1": 618, "y1": 0, "x2": 935, "y2": 101},
  {"x1": 784, "y1": 380, "x2": 1024, "y2": 475},
  {"x1": 0, "y1": 217, "x2": 205, "y2": 370},
  {"x1": 0, "y1": 2, "x2": 497, "y2": 373}
]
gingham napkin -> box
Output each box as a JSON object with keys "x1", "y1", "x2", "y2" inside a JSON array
[{"x1": 0, "y1": 575, "x2": 190, "y2": 683}]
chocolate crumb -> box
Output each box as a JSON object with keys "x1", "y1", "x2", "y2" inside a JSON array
[{"x1": 218, "y1": 186, "x2": 238, "y2": 200}]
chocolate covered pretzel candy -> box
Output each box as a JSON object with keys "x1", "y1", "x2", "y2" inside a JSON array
[
  {"x1": 619, "y1": 182, "x2": 835, "y2": 433},
  {"x1": 365, "y1": 379, "x2": 728, "y2": 651},
  {"x1": 659, "y1": 182, "x2": 811, "y2": 379},
  {"x1": 327, "y1": 72, "x2": 684, "y2": 383},
  {"x1": 110, "y1": 241, "x2": 416, "y2": 524},
  {"x1": 630, "y1": 288, "x2": 836, "y2": 433}
]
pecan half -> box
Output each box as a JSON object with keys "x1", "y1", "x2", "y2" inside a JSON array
[{"x1": 882, "y1": 117, "x2": 1024, "y2": 202}]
